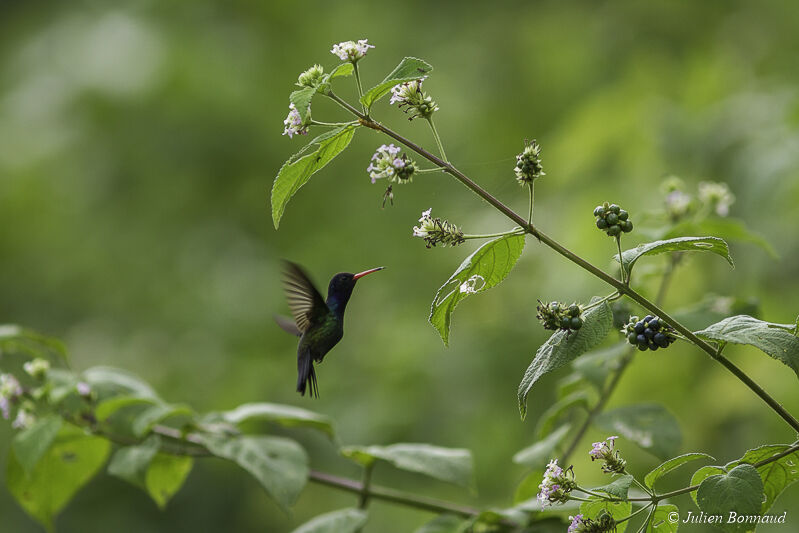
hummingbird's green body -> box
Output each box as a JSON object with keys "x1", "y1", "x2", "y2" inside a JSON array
[{"x1": 277, "y1": 261, "x2": 383, "y2": 397}]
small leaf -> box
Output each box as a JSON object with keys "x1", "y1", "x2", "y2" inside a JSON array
[
  {"x1": 644, "y1": 452, "x2": 714, "y2": 489},
  {"x1": 594, "y1": 404, "x2": 681, "y2": 460},
  {"x1": 131, "y1": 403, "x2": 194, "y2": 437},
  {"x1": 7, "y1": 424, "x2": 111, "y2": 531},
  {"x1": 317, "y1": 63, "x2": 354, "y2": 94},
  {"x1": 646, "y1": 504, "x2": 679, "y2": 533},
  {"x1": 536, "y1": 392, "x2": 589, "y2": 439},
  {"x1": 145, "y1": 453, "x2": 193, "y2": 509},
  {"x1": 95, "y1": 395, "x2": 160, "y2": 422},
  {"x1": 518, "y1": 300, "x2": 613, "y2": 419},
  {"x1": 107, "y1": 435, "x2": 161, "y2": 489},
  {"x1": 513, "y1": 470, "x2": 543, "y2": 504},
  {"x1": 82, "y1": 366, "x2": 158, "y2": 400},
  {"x1": 696, "y1": 464, "x2": 764, "y2": 533},
  {"x1": 289, "y1": 87, "x2": 315, "y2": 122},
  {"x1": 360, "y1": 57, "x2": 433, "y2": 109},
  {"x1": 429, "y1": 234, "x2": 525, "y2": 345},
  {"x1": 571, "y1": 342, "x2": 630, "y2": 390},
  {"x1": 200, "y1": 435, "x2": 308, "y2": 510},
  {"x1": 207, "y1": 402, "x2": 334, "y2": 439},
  {"x1": 513, "y1": 424, "x2": 571, "y2": 468},
  {"x1": 592, "y1": 474, "x2": 634, "y2": 500},
  {"x1": 695, "y1": 315, "x2": 799, "y2": 378},
  {"x1": 664, "y1": 217, "x2": 777, "y2": 258},
  {"x1": 616, "y1": 236, "x2": 733, "y2": 274},
  {"x1": 579, "y1": 499, "x2": 632, "y2": 533},
  {"x1": 271, "y1": 124, "x2": 357, "y2": 228},
  {"x1": 690, "y1": 465, "x2": 726, "y2": 506},
  {"x1": 12, "y1": 415, "x2": 63, "y2": 474},
  {"x1": 291, "y1": 508, "x2": 368, "y2": 533},
  {"x1": 341, "y1": 443, "x2": 474, "y2": 490},
  {"x1": 415, "y1": 514, "x2": 470, "y2": 533},
  {"x1": 727, "y1": 444, "x2": 799, "y2": 513}
]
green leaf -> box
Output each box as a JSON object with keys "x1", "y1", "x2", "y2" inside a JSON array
[
  {"x1": 594, "y1": 404, "x2": 681, "y2": 460},
  {"x1": 646, "y1": 504, "x2": 679, "y2": 533},
  {"x1": 429, "y1": 234, "x2": 525, "y2": 345},
  {"x1": 200, "y1": 435, "x2": 308, "y2": 510},
  {"x1": 317, "y1": 63, "x2": 354, "y2": 94},
  {"x1": 518, "y1": 300, "x2": 613, "y2": 419},
  {"x1": 690, "y1": 465, "x2": 726, "y2": 506},
  {"x1": 145, "y1": 453, "x2": 193, "y2": 509},
  {"x1": 512, "y1": 424, "x2": 571, "y2": 468},
  {"x1": 12, "y1": 415, "x2": 63, "y2": 474},
  {"x1": 592, "y1": 474, "x2": 634, "y2": 499},
  {"x1": 616, "y1": 236, "x2": 733, "y2": 274},
  {"x1": 131, "y1": 403, "x2": 194, "y2": 437},
  {"x1": 95, "y1": 395, "x2": 160, "y2": 422},
  {"x1": 513, "y1": 470, "x2": 543, "y2": 504},
  {"x1": 536, "y1": 392, "x2": 589, "y2": 439},
  {"x1": 360, "y1": 57, "x2": 433, "y2": 109},
  {"x1": 415, "y1": 514, "x2": 470, "y2": 533},
  {"x1": 695, "y1": 315, "x2": 799, "y2": 379},
  {"x1": 579, "y1": 499, "x2": 632, "y2": 533},
  {"x1": 107, "y1": 435, "x2": 161, "y2": 489},
  {"x1": 207, "y1": 402, "x2": 335, "y2": 439},
  {"x1": 672, "y1": 293, "x2": 760, "y2": 331},
  {"x1": 571, "y1": 342, "x2": 630, "y2": 390},
  {"x1": 696, "y1": 464, "x2": 764, "y2": 533},
  {"x1": 289, "y1": 87, "x2": 315, "y2": 122},
  {"x1": 291, "y1": 508, "x2": 368, "y2": 533},
  {"x1": 82, "y1": 366, "x2": 158, "y2": 400},
  {"x1": 7, "y1": 425, "x2": 111, "y2": 532},
  {"x1": 664, "y1": 217, "x2": 777, "y2": 259},
  {"x1": 727, "y1": 444, "x2": 799, "y2": 513},
  {"x1": 341, "y1": 443, "x2": 474, "y2": 490},
  {"x1": 271, "y1": 124, "x2": 357, "y2": 228},
  {"x1": 644, "y1": 453, "x2": 714, "y2": 489}
]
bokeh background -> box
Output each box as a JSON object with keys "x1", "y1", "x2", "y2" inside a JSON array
[{"x1": 1, "y1": 1, "x2": 798, "y2": 531}]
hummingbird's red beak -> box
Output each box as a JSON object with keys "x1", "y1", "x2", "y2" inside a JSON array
[{"x1": 353, "y1": 267, "x2": 384, "y2": 280}]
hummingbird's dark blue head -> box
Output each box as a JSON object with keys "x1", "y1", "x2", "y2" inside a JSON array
[{"x1": 326, "y1": 267, "x2": 383, "y2": 315}]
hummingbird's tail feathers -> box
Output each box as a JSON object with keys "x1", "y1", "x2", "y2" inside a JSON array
[
  {"x1": 297, "y1": 350, "x2": 319, "y2": 398},
  {"x1": 275, "y1": 314, "x2": 302, "y2": 337}
]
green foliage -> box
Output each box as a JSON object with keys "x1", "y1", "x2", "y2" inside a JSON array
[
  {"x1": 108, "y1": 434, "x2": 161, "y2": 489},
  {"x1": 203, "y1": 402, "x2": 335, "y2": 439},
  {"x1": 695, "y1": 315, "x2": 799, "y2": 378},
  {"x1": 11, "y1": 415, "x2": 63, "y2": 474},
  {"x1": 535, "y1": 392, "x2": 589, "y2": 439},
  {"x1": 290, "y1": 87, "x2": 315, "y2": 122},
  {"x1": 360, "y1": 57, "x2": 433, "y2": 109},
  {"x1": 291, "y1": 508, "x2": 368, "y2": 533},
  {"x1": 594, "y1": 404, "x2": 681, "y2": 460},
  {"x1": 429, "y1": 234, "x2": 525, "y2": 345},
  {"x1": 83, "y1": 366, "x2": 158, "y2": 399},
  {"x1": 664, "y1": 218, "x2": 777, "y2": 258},
  {"x1": 571, "y1": 342, "x2": 629, "y2": 390},
  {"x1": 414, "y1": 514, "x2": 469, "y2": 533},
  {"x1": 617, "y1": 236, "x2": 733, "y2": 275},
  {"x1": 646, "y1": 504, "x2": 678, "y2": 533},
  {"x1": 7, "y1": 425, "x2": 111, "y2": 531},
  {"x1": 696, "y1": 464, "x2": 764, "y2": 533},
  {"x1": 579, "y1": 499, "x2": 632, "y2": 533},
  {"x1": 200, "y1": 435, "x2": 309, "y2": 510},
  {"x1": 271, "y1": 125, "x2": 358, "y2": 228},
  {"x1": 518, "y1": 300, "x2": 613, "y2": 419},
  {"x1": 512, "y1": 424, "x2": 571, "y2": 469},
  {"x1": 644, "y1": 452, "x2": 714, "y2": 489},
  {"x1": 592, "y1": 474, "x2": 634, "y2": 499},
  {"x1": 341, "y1": 443, "x2": 475, "y2": 490},
  {"x1": 145, "y1": 453, "x2": 193, "y2": 510}
]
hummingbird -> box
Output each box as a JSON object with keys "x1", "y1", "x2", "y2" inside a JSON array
[{"x1": 275, "y1": 261, "x2": 384, "y2": 398}]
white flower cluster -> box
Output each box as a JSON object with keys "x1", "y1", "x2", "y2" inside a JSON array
[{"x1": 330, "y1": 39, "x2": 374, "y2": 62}]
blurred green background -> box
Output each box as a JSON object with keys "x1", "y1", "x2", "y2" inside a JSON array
[{"x1": 1, "y1": 0, "x2": 798, "y2": 531}]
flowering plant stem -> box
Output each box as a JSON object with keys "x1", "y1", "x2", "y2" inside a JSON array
[
  {"x1": 426, "y1": 117, "x2": 449, "y2": 163},
  {"x1": 352, "y1": 62, "x2": 367, "y2": 116},
  {"x1": 326, "y1": 90, "x2": 799, "y2": 434}
]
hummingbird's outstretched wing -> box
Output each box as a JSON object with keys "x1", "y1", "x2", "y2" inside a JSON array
[{"x1": 281, "y1": 261, "x2": 327, "y2": 334}]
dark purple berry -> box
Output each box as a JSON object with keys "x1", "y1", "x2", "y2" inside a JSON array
[
  {"x1": 654, "y1": 333, "x2": 669, "y2": 347},
  {"x1": 644, "y1": 328, "x2": 655, "y2": 340},
  {"x1": 637, "y1": 334, "x2": 646, "y2": 345},
  {"x1": 633, "y1": 321, "x2": 645, "y2": 334},
  {"x1": 649, "y1": 318, "x2": 660, "y2": 330}
]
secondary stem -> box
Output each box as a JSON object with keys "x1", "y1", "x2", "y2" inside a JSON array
[
  {"x1": 616, "y1": 236, "x2": 627, "y2": 285},
  {"x1": 426, "y1": 117, "x2": 449, "y2": 163},
  {"x1": 353, "y1": 63, "x2": 367, "y2": 115},
  {"x1": 528, "y1": 183, "x2": 534, "y2": 225},
  {"x1": 334, "y1": 98, "x2": 799, "y2": 434}
]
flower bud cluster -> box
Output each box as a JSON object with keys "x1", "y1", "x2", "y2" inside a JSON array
[
  {"x1": 594, "y1": 203, "x2": 632, "y2": 236},
  {"x1": 514, "y1": 140, "x2": 545, "y2": 184},
  {"x1": 282, "y1": 103, "x2": 309, "y2": 139},
  {"x1": 330, "y1": 39, "x2": 374, "y2": 62},
  {"x1": 412, "y1": 209, "x2": 464, "y2": 248},
  {"x1": 536, "y1": 301, "x2": 584, "y2": 332},
  {"x1": 589, "y1": 436, "x2": 627, "y2": 474},
  {"x1": 297, "y1": 64, "x2": 325, "y2": 88},
  {"x1": 568, "y1": 513, "x2": 617, "y2": 533},
  {"x1": 390, "y1": 79, "x2": 438, "y2": 120},
  {"x1": 367, "y1": 144, "x2": 417, "y2": 183},
  {"x1": 0, "y1": 373, "x2": 22, "y2": 420},
  {"x1": 623, "y1": 315, "x2": 676, "y2": 351},
  {"x1": 537, "y1": 460, "x2": 576, "y2": 508}
]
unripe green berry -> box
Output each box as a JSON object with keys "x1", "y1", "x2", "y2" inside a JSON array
[
  {"x1": 568, "y1": 304, "x2": 580, "y2": 317},
  {"x1": 607, "y1": 224, "x2": 621, "y2": 236},
  {"x1": 609, "y1": 204, "x2": 621, "y2": 214},
  {"x1": 618, "y1": 210, "x2": 629, "y2": 221},
  {"x1": 596, "y1": 218, "x2": 608, "y2": 229},
  {"x1": 621, "y1": 220, "x2": 633, "y2": 233},
  {"x1": 593, "y1": 206, "x2": 605, "y2": 217},
  {"x1": 570, "y1": 317, "x2": 583, "y2": 330},
  {"x1": 606, "y1": 213, "x2": 619, "y2": 225}
]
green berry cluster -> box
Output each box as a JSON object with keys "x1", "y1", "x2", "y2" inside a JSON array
[
  {"x1": 594, "y1": 203, "x2": 633, "y2": 236},
  {"x1": 537, "y1": 301, "x2": 583, "y2": 332},
  {"x1": 514, "y1": 140, "x2": 545, "y2": 185},
  {"x1": 623, "y1": 315, "x2": 676, "y2": 351}
]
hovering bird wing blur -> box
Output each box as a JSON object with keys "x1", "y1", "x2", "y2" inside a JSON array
[
  {"x1": 281, "y1": 261, "x2": 327, "y2": 334},
  {"x1": 274, "y1": 314, "x2": 302, "y2": 336}
]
